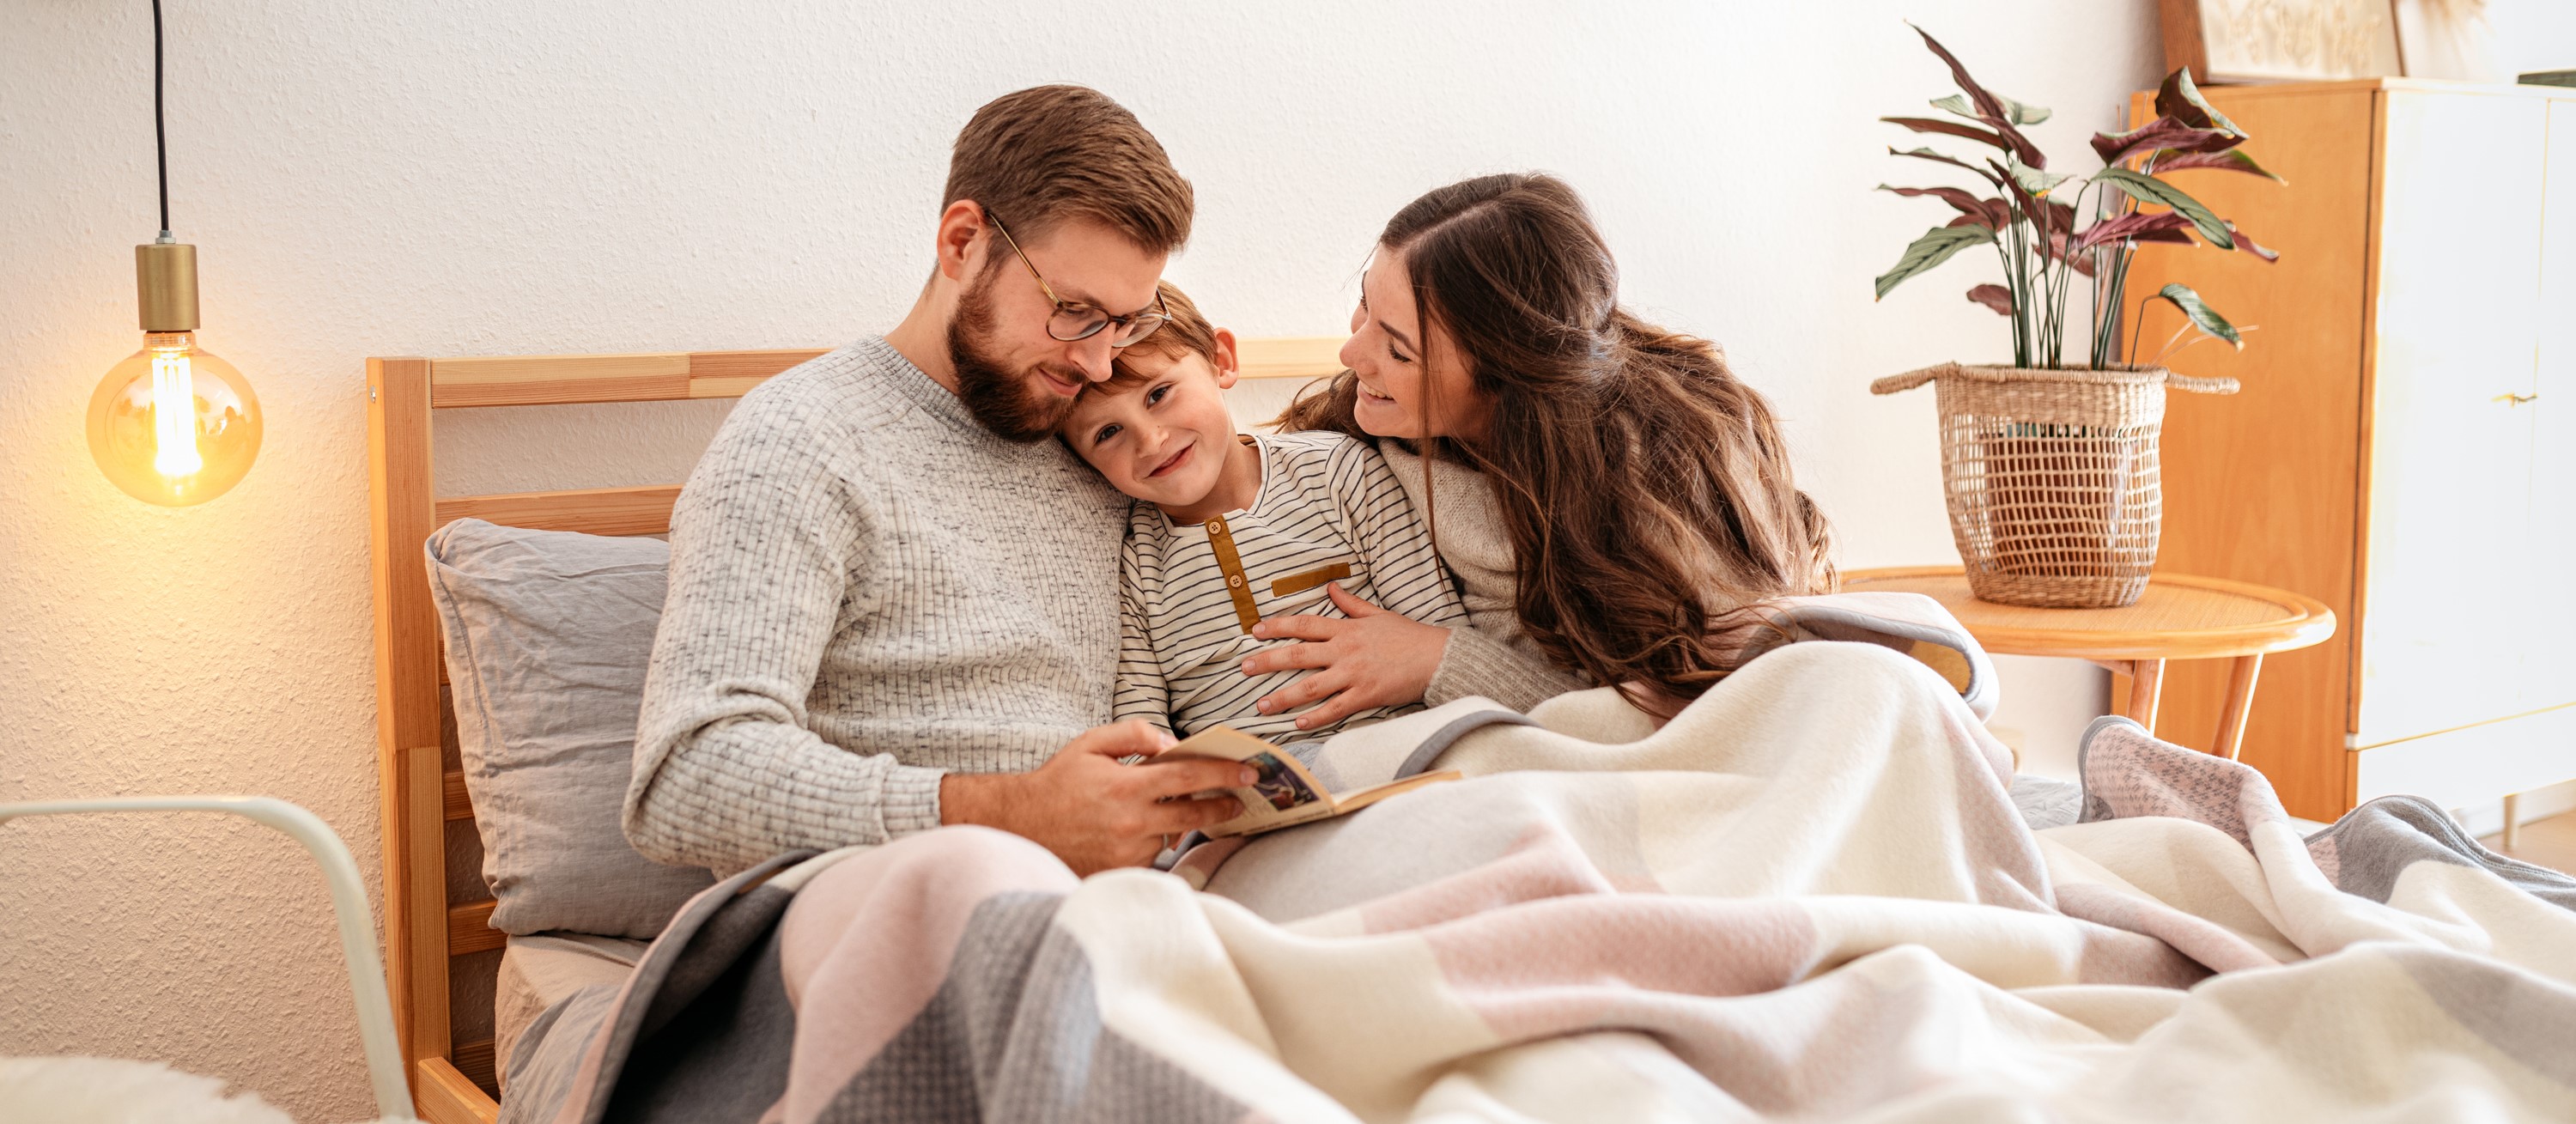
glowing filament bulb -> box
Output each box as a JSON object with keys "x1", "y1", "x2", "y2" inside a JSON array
[
  {"x1": 88, "y1": 331, "x2": 261, "y2": 507},
  {"x1": 150, "y1": 345, "x2": 204, "y2": 477}
]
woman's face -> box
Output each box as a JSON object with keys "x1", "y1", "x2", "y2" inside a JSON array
[{"x1": 1340, "y1": 247, "x2": 1489, "y2": 441}]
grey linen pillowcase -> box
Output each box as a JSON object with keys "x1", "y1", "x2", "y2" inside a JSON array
[{"x1": 425, "y1": 519, "x2": 714, "y2": 939}]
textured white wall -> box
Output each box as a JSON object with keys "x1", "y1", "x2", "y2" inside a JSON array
[{"x1": 0, "y1": 2, "x2": 2163, "y2": 1118}]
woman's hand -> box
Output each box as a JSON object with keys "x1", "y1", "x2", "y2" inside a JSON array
[{"x1": 1241, "y1": 584, "x2": 1450, "y2": 732}]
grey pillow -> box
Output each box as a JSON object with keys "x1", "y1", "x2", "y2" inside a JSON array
[{"x1": 425, "y1": 519, "x2": 713, "y2": 938}]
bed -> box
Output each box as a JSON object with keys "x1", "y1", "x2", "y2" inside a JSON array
[{"x1": 368, "y1": 343, "x2": 2576, "y2": 1124}]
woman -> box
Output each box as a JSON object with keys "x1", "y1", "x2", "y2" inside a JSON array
[{"x1": 1242, "y1": 173, "x2": 1835, "y2": 726}]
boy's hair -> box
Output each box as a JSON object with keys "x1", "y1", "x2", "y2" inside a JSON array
[
  {"x1": 945, "y1": 86, "x2": 1194, "y2": 254},
  {"x1": 1094, "y1": 282, "x2": 1222, "y2": 395}
]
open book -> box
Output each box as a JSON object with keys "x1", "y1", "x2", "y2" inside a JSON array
[{"x1": 1163, "y1": 726, "x2": 1461, "y2": 839}]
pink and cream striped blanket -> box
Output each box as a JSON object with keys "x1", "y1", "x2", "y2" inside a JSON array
[{"x1": 511, "y1": 641, "x2": 2576, "y2": 1122}]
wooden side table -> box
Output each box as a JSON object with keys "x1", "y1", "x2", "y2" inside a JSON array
[{"x1": 1842, "y1": 567, "x2": 2337, "y2": 760}]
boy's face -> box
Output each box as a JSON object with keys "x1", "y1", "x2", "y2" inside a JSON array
[{"x1": 1062, "y1": 343, "x2": 1242, "y2": 510}]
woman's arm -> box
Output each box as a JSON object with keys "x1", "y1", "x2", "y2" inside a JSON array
[
  {"x1": 1243, "y1": 595, "x2": 1589, "y2": 721},
  {"x1": 1242, "y1": 586, "x2": 1452, "y2": 731},
  {"x1": 1423, "y1": 624, "x2": 1589, "y2": 712},
  {"x1": 1237, "y1": 440, "x2": 1470, "y2": 731},
  {"x1": 1244, "y1": 437, "x2": 1589, "y2": 723}
]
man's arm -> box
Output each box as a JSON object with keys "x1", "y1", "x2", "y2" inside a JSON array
[
  {"x1": 624, "y1": 393, "x2": 1249, "y2": 875},
  {"x1": 948, "y1": 534, "x2": 1249, "y2": 875},
  {"x1": 623, "y1": 407, "x2": 930, "y2": 872},
  {"x1": 938, "y1": 721, "x2": 1252, "y2": 875}
]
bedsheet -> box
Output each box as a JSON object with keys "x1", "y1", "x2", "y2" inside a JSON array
[
  {"x1": 494, "y1": 933, "x2": 649, "y2": 1088},
  {"x1": 502, "y1": 642, "x2": 2576, "y2": 1122}
]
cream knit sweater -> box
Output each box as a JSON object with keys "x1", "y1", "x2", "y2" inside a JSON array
[
  {"x1": 624, "y1": 338, "x2": 1130, "y2": 873},
  {"x1": 1378, "y1": 444, "x2": 1590, "y2": 711}
]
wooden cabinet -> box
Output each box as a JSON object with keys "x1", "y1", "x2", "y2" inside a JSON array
[{"x1": 2124, "y1": 79, "x2": 2575, "y2": 822}]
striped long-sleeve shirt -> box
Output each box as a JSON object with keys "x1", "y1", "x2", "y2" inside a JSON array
[{"x1": 1115, "y1": 431, "x2": 1468, "y2": 744}]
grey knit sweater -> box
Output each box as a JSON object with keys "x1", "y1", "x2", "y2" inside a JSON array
[{"x1": 624, "y1": 337, "x2": 1129, "y2": 873}]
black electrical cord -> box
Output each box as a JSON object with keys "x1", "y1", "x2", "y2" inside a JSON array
[{"x1": 153, "y1": 0, "x2": 169, "y2": 238}]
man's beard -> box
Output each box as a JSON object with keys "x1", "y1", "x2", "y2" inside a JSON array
[{"x1": 948, "y1": 269, "x2": 1079, "y2": 443}]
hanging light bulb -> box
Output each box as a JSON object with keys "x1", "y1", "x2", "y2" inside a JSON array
[
  {"x1": 88, "y1": 0, "x2": 259, "y2": 507},
  {"x1": 88, "y1": 243, "x2": 262, "y2": 506}
]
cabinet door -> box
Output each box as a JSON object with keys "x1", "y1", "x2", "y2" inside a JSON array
[
  {"x1": 2354, "y1": 90, "x2": 2546, "y2": 746},
  {"x1": 2356, "y1": 701, "x2": 2576, "y2": 810},
  {"x1": 2123, "y1": 84, "x2": 2376, "y2": 819},
  {"x1": 2532, "y1": 100, "x2": 2576, "y2": 714}
]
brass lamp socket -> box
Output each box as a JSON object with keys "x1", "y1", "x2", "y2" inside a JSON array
[{"x1": 136, "y1": 241, "x2": 200, "y2": 332}]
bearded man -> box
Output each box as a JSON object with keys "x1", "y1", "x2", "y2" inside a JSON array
[{"x1": 626, "y1": 86, "x2": 1249, "y2": 877}]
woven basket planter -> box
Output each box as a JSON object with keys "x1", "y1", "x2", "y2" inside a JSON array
[{"x1": 1870, "y1": 362, "x2": 2239, "y2": 608}]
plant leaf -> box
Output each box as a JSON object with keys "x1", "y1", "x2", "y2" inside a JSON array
[
  {"x1": 1884, "y1": 116, "x2": 2015, "y2": 151},
  {"x1": 1908, "y1": 24, "x2": 2050, "y2": 167},
  {"x1": 1875, "y1": 224, "x2": 1999, "y2": 300},
  {"x1": 2149, "y1": 146, "x2": 2285, "y2": 182},
  {"x1": 2091, "y1": 116, "x2": 2243, "y2": 166},
  {"x1": 2003, "y1": 155, "x2": 2073, "y2": 197},
  {"x1": 1995, "y1": 161, "x2": 2047, "y2": 228},
  {"x1": 2091, "y1": 167, "x2": 2233, "y2": 248},
  {"x1": 1889, "y1": 146, "x2": 2008, "y2": 187},
  {"x1": 1990, "y1": 159, "x2": 2081, "y2": 264},
  {"x1": 1966, "y1": 283, "x2": 2015, "y2": 315},
  {"x1": 2220, "y1": 220, "x2": 2281, "y2": 262},
  {"x1": 2151, "y1": 283, "x2": 2242, "y2": 349},
  {"x1": 2075, "y1": 210, "x2": 2196, "y2": 252},
  {"x1": 2155, "y1": 67, "x2": 2245, "y2": 139},
  {"x1": 1933, "y1": 90, "x2": 2050, "y2": 125},
  {"x1": 1878, "y1": 184, "x2": 2011, "y2": 228}
]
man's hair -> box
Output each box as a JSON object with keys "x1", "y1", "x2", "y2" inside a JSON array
[
  {"x1": 1093, "y1": 282, "x2": 1220, "y2": 396},
  {"x1": 945, "y1": 85, "x2": 1194, "y2": 253}
]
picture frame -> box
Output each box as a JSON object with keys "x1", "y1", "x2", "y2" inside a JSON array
[{"x1": 2160, "y1": 0, "x2": 2404, "y2": 83}]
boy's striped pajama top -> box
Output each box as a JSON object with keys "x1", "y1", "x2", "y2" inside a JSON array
[{"x1": 1115, "y1": 430, "x2": 1469, "y2": 746}]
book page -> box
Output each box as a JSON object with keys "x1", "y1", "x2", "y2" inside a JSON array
[
  {"x1": 1161, "y1": 727, "x2": 1337, "y2": 836},
  {"x1": 1160, "y1": 728, "x2": 1464, "y2": 838}
]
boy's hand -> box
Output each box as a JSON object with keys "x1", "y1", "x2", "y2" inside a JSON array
[
  {"x1": 939, "y1": 720, "x2": 1250, "y2": 876},
  {"x1": 1241, "y1": 584, "x2": 1450, "y2": 731}
]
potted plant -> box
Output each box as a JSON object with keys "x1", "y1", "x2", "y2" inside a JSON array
[{"x1": 1868, "y1": 27, "x2": 2278, "y2": 608}]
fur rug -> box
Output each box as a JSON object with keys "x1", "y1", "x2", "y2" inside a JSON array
[{"x1": 0, "y1": 1056, "x2": 399, "y2": 1124}]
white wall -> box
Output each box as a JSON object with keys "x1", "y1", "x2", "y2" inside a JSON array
[{"x1": 0, "y1": 3, "x2": 2166, "y2": 1118}]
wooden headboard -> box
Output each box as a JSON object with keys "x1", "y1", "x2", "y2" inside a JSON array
[{"x1": 366, "y1": 338, "x2": 1345, "y2": 1122}]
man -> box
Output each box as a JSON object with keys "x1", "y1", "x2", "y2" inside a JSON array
[{"x1": 625, "y1": 85, "x2": 1249, "y2": 877}]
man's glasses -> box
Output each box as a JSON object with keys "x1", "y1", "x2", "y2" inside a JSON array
[{"x1": 987, "y1": 211, "x2": 1170, "y2": 347}]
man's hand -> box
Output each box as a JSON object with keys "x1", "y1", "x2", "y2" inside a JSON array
[
  {"x1": 939, "y1": 720, "x2": 1251, "y2": 876},
  {"x1": 1240, "y1": 584, "x2": 1451, "y2": 732}
]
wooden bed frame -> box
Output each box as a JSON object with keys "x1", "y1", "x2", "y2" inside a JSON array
[{"x1": 366, "y1": 337, "x2": 1344, "y2": 1123}]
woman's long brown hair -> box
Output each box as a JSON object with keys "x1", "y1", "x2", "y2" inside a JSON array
[{"x1": 1279, "y1": 173, "x2": 1836, "y2": 708}]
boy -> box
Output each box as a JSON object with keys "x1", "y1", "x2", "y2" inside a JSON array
[{"x1": 1060, "y1": 284, "x2": 1468, "y2": 747}]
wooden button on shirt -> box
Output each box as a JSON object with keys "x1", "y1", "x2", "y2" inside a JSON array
[{"x1": 1114, "y1": 431, "x2": 1468, "y2": 746}]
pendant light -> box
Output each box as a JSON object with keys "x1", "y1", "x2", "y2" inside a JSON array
[{"x1": 86, "y1": 0, "x2": 260, "y2": 507}]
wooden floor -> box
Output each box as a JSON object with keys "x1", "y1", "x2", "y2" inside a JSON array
[{"x1": 2482, "y1": 810, "x2": 2576, "y2": 876}]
